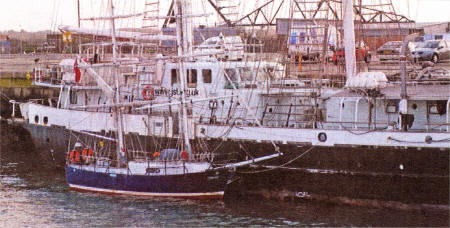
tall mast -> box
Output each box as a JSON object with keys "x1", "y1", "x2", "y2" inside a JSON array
[
  {"x1": 77, "y1": 0, "x2": 81, "y2": 28},
  {"x1": 174, "y1": 0, "x2": 192, "y2": 156},
  {"x1": 77, "y1": 0, "x2": 81, "y2": 54},
  {"x1": 343, "y1": 0, "x2": 357, "y2": 83},
  {"x1": 108, "y1": 0, "x2": 126, "y2": 166}
]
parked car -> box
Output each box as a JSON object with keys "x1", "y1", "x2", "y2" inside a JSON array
[
  {"x1": 377, "y1": 41, "x2": 415, "y2": 62},
  {"x1": 412, "y1": 40, "x2": 450, "y2": 63},
  {"x1": 332, "y1": 41, "x2": 371, "y2": 65}
]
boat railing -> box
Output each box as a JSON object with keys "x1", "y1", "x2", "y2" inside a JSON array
[
  {"x1": 201, "y1": 116, "x2": 450, "y2": 133},
  {"x1": 127, "y1": 150, "x2": 215, "y2": 163},
  {"x1": 28, "y1": 97, "x2": 59, "y2": 107}
]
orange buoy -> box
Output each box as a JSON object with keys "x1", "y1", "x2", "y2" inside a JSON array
[
  {"x1": 69, "y1": 150, "x2": 75, "y2": 163},
  {"x1": 82, "y1": 148, "x2": 88, "y2": 161},
  {"x1": 181, "y1": 151, "x2": 189, "y2": 161},
  {"x1": 74, "y1": 150, "x2": 80, "y2": 162}
]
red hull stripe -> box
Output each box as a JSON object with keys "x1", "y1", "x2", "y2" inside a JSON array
[{"x1": 69, "y1": 184, "x2": 224, "y2": 199}]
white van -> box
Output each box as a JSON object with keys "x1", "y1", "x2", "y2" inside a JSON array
[{"x1": 195, "y1": 35, "x2": 244, "y2": 61}]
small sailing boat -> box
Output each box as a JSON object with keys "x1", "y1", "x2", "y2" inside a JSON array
[{"x1": 66, "y1": 144, "x2": 231, "y2": 198}]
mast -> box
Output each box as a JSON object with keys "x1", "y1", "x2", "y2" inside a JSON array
[
  {"x1": 77, "y1": 0, "x2": 81, "y2": 54},
  {"x1": 343, "y1": 0, "x2": 357, "y2": 83},
  {"x1": 174, "y1": 0, "x2": 192, "y2": 156},
  {"x1": 77, "y1": 0, "x2": 81, "y2": 28},
  {"x1": 108, "y1": 0, "x2": 126, "y2": 166}
]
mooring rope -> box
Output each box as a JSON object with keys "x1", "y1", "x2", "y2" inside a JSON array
[{"x1": 237, "y1": 146, "x2": 315, "y2": 174}]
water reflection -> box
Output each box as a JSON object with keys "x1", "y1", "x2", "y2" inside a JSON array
[{"x1": 0, "y1": 131, "x2": 448, "y2": 227}]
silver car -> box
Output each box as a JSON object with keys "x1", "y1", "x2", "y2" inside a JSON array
[
  {"x1": 377, "y1": 41, "x2": 415, "y2": 62},
  {"x1": 412, "y1": 40, "x2": 450, "y2": 63}
]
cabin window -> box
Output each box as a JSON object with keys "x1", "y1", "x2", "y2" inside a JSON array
[
  {"x1": 428, "y1": 101, "x2": 447, "y2": 115},
  {"x1": 171, "y1": 69, "x2": 178, "y2": 85},
  {"x1": 224, "y1": 69, "x2": 239, "y2": 89},
  {"x1": 187, "y1": 69, "x2": 197, "y2": 88},
  {"x1": 43, "y1": 116, "x2": 48, "y2": 125},
  {"x1": 239, "y1": 67, "x2": 253, "y2": 81},
  {"x1": 34, "y1": 115, "x2": 39, "y2": 124},
  {"x1": 225, "y1": 69, "x2": 238, "y2": 82},
  {"x1": 202, "y1": 69, "x2": 212, "y2": 83},
  {"x1": 70, "y1": 90, "x2": 77, "y2": 104},
  {"x1": 386, "y1": 102, "x2": 398, "y2": 113}
]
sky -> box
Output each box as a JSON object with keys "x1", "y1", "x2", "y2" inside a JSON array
[{"x1": 0, "y1": 0, "x2": 449, "y2": 32}]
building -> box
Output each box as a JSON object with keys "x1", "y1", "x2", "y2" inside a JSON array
[
  {"x1": 46, "y1": 33, "x2": 64, "y2": 53},
  {"x1": 0, "y1": 34, "x2": 11, "y2": 54},
  {"x1": 421, "y1": 22, "x2": 450, "y2": 34},
  {"x1": 276, "y1": 18, "x2": 417, "y2": 50}
]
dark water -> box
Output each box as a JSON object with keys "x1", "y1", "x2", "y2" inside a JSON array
[{"x1": 0, "y1": 131, "x2": 449, "y2": 227}]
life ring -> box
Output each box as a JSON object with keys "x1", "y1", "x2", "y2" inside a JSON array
[
  {"x1": 318, "y1": 132, "x2": 327, "y2": 142},
  {"x1": 142, "y1": 86, "x2": 155, "y2": 100}
]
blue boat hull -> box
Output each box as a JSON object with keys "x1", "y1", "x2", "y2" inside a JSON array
[{"x1": 65, "y1": 166, "x2": 230, "y2": 199}]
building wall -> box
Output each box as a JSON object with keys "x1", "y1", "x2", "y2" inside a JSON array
[
  {"x1": 423, "y1": 23, "x2": 449, "y2": 34},
  {"x1": 0, "y1": 41, "x2": 11, "y2": 54}
]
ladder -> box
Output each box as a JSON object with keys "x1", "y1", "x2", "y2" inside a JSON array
[
  {"x1": 142, "y1": 0, "x2": 160, "y2": 30},
  {"x1": 215, "y1": 0, "x2": 239, "y2": 24},
  {"x1": 141, "y1": 0, "x2": 161, "y2": 54}
]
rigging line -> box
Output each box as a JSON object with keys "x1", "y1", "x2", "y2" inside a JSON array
[
  {"x1": 223, "y1": 66, "x2": 280, "y2": 152},
  {"x1": 238, "y1": 142, "x2": 255, "y2": 160},
  {"x1": 339, "y1": 123, "x2": 389, "y2": 135},
  {"x1": 237, "y1": 146, "x2": 315, "y2": 174}
]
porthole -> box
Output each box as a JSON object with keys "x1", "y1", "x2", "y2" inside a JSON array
[
  {"x1": 318, "y1": 132, "x2": 327, "y2": 142},
  {"x1": 412, "y1": 103, "x2": 417, "y2": 110},
  {"x1": 34, "y1": 115, "x2": 39, "y2": 124}
]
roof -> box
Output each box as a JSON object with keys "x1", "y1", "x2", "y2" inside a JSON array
[
  {"x1": 416, "y1": 22, "x2": 450, "y2": 29},
  {"x1": 332, "y1": 84, "x2": 450, "y2": 100},
  {"x1": 0, "y1": 34, "x2": 9, "y2": 41}
]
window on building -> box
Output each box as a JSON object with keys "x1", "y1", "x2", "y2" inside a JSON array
[{"x1": 202, "y1": 69, "x2": 212, "y2": 83}]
